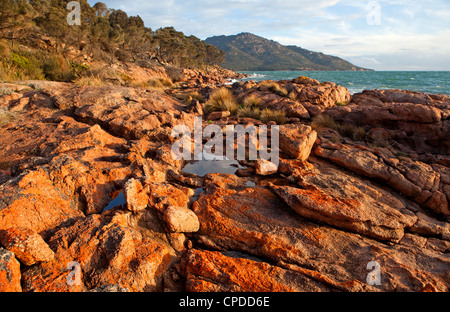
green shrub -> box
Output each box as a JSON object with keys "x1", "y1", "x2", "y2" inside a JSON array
[
  {"x1": 70, "y1": 62, "x2": 90, "y2": 77},
  {"x1": 42, "y1": 55, "x2": 75, "y2": 82},
  {"x1": 9, "y1": 52, "x2": 44, "y2": 80}
]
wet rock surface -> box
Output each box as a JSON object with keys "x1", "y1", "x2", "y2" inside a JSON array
[{"x1": 0, "y1": 79, "x2": 449, "y2": 292}]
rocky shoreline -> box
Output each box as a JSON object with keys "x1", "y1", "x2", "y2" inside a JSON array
[{"x1": 0, "y1": 75, "x2": 449, "y2": 292}]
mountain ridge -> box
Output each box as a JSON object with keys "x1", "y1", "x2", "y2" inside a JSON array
[{"x1": 205, "y1": 32, "x2": 372, "y2": 72}]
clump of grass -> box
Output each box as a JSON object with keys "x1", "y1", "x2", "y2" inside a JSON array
[
  {"x1": 147, "y1": 77, "x2": 174, "y2": 89},
  {"x1": 260, "y1": 108, "x2": 286, "y2": 125},
  {"x1": 238, "y1": 106, "x2": 261, "y2": 119},
  {"x1": 74, "y1": 75, "x2": 104, "y2": 87},
  {"x1": 337, "y1": 123, "x2": 366, "y2": 141},
  {"x1": 312, "y1": 114, "x2": 366, "y2": 141},
  {"x1": 336, "y1": 101, "x2": 349, "y2": 106},
  {"x1": 0, "y1": 107, "x2": 16, "y2": 127},
  {"x1": 288, "y1": 91, "x2": 297, "y2": 101},
  {"x1": 395, "y1": 151, "x2": 408, "y2": 158},
  {"x1": 311, "y1": 114, "x2": 339, "y2": 130},
  {"x1": 0, "y1": 87, "x2": 13, "y2": 96},
  {"x1": 242, "y1": 94, "x2": 262, "y2": 109},
  {"x1": 174, "y1": 91, "x2": 204, "y2": 105},
  {"x1": 261, "y1": 81, "x2": 288, "y2": 97},
  {"x1": 204, "y1": 87, "x2": 238, "y2": 114}
]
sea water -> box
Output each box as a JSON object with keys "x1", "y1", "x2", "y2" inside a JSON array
[{"x1": 239, "y1": 71, "x2": 450, "y2": 96}]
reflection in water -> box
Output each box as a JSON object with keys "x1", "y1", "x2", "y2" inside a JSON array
[
  {"x1": 103, "y1": 191, "x2": 126, "y2": 212},
  {"x1": 182, "y1": 152, "x2": 246, "y2": 177}
]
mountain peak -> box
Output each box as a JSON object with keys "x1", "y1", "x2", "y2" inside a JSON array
[{"x1": 205, "y1": 33, "x2": 371, "y2": 71}]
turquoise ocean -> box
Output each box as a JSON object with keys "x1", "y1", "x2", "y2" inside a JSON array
[{"x1": 239, "y1": 71, "x2": 450, "y2": 96}]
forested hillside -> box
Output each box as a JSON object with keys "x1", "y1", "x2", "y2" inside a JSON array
[
  {"x1": 0, "y1": 0, "x2": 226, "y2": 82},
  {"x1": 206, "y1": 33, "x2": 370, "y2": 71}
]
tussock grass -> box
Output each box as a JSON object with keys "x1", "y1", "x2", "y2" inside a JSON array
[
  {"x1": 242, "y1": 94, "x2": 262, "y2": 109},
  {"x1": 238, "y1": 106, "x2": 261, "y2": 119},
  {"x1": 0, "y1": 107, "x2": 16, "y2": 127},
  {"x1": 260, "y1": 108, "x2": 286, "y2": 125},
  {"x1": 74, "y1": 75, "x2": 104, "y2": 87},
  {"x1": 174, "y1": 91, "x2": 204, "y2": 105},
  {"x1": 312, "y1": 114, "x2": 366, "y2": 141},
  {"x1": 204, "y1": 87, "x2": 238, "y2": 114},
  {"x1": 261, "y1": 81, "x2": 288, "y2": 97},
  {"x1": 147, "y1": 77, "x2": 174, "y2": 89}
]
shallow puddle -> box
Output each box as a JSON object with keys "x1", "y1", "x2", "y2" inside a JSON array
[
  {"x1": 103, "y1": 191, "x2": 126, "y2": 212},
  {"x1": 182, "y1": 152, "x2": 246, "y2": 177}
]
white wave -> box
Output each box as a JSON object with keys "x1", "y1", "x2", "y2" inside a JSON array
[{"x1": 244, "y1": 73, "x2": 268, "y2": 79}]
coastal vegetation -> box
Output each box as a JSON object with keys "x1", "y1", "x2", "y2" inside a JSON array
[{"x1": 0, "y1": 0, "x2": 226, "y2": 83}]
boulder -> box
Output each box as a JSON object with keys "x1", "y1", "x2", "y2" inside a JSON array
[
  {"x1": 207, "y1": 111, "x2": 231, "y2": 121},
  {"x1": 163, "y1": 206, "x2": 200, "y2": 233},
  {"x1": 255, "y1": 159, "x2": 278, "y2": 176},
  {"x1": 0, "y1": 227, "x2": 55, "y2": 266},
  {"x1": 279, "y1": 124, "x2": 317, "y2": 160},
  {"x1": 292, "y1": 76, "x2": 320, "y2": 86},
  {"x1": 186, "y1": 249, "x2": 333, "y2": 292},
  {"x1": 124, "y1": 178, "x2": 148, "y2": 213},
  {"x1": 192, "y1": 178, "x2": 449, "y2": 291},
  {"x1": 314, "y1": 141, "x2": 449, "y2": 216},
  {"x1": 21, "y1": 214, "x2": 175, "y2": 292},
  {"x1": 0, "y1": 169, "x2": 85, "y2": 235},
  {"x1": 326, "y1": 89, "x2": 449, "y2": 154},
  {"x1": 0, "y1": 248, "x2": 22, "y2": 292}
]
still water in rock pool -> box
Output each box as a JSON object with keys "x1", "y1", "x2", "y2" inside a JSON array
[{"x1": 182, "y1": 152, "x2": 246, "y2": 177}]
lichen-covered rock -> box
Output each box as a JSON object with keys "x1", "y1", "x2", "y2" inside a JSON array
[
  {"x1": 255, "y1": 159, "x2": 278, "y2": 176},
  {"x1": 314, "y1": 141, "x2": 449, "y2": 216},
  {"x1": 192, "y1": 175, "x2": 449, "y2": 292},
  {"x1": 0, "y1": 248, "x2": 22, "y2": 292},
  {"x1": 164, "y1": 206, "x2": 200, "y2": 233},
  {"x1": 279, "y1": 124, "x2": 317, "y2": 160},
  {"x1": 21, "y1": 213, "x2": 175, "y2": 292},
  {"x1": 186, "y1": 249, "x2": 334, "y2": 292},
  {"x1": 0, "y1": 227, "x2": 55, "y2": 266}
]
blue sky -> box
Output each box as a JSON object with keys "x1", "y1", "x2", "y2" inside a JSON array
[{"x1": 88, "y1": 0, "x2": 450, "y2": 70}]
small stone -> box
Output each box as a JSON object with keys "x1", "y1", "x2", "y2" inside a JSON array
[{"x1": 163, "y1": 206, "x2": 200, "y2": 233}]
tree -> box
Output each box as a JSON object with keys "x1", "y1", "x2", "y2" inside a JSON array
[
  {"x1": 93, "y1": 2, "x2": 109, "y2": 17},
  {"x1": 0, "y1": 0, "x2": 37, "y2": 46}
]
